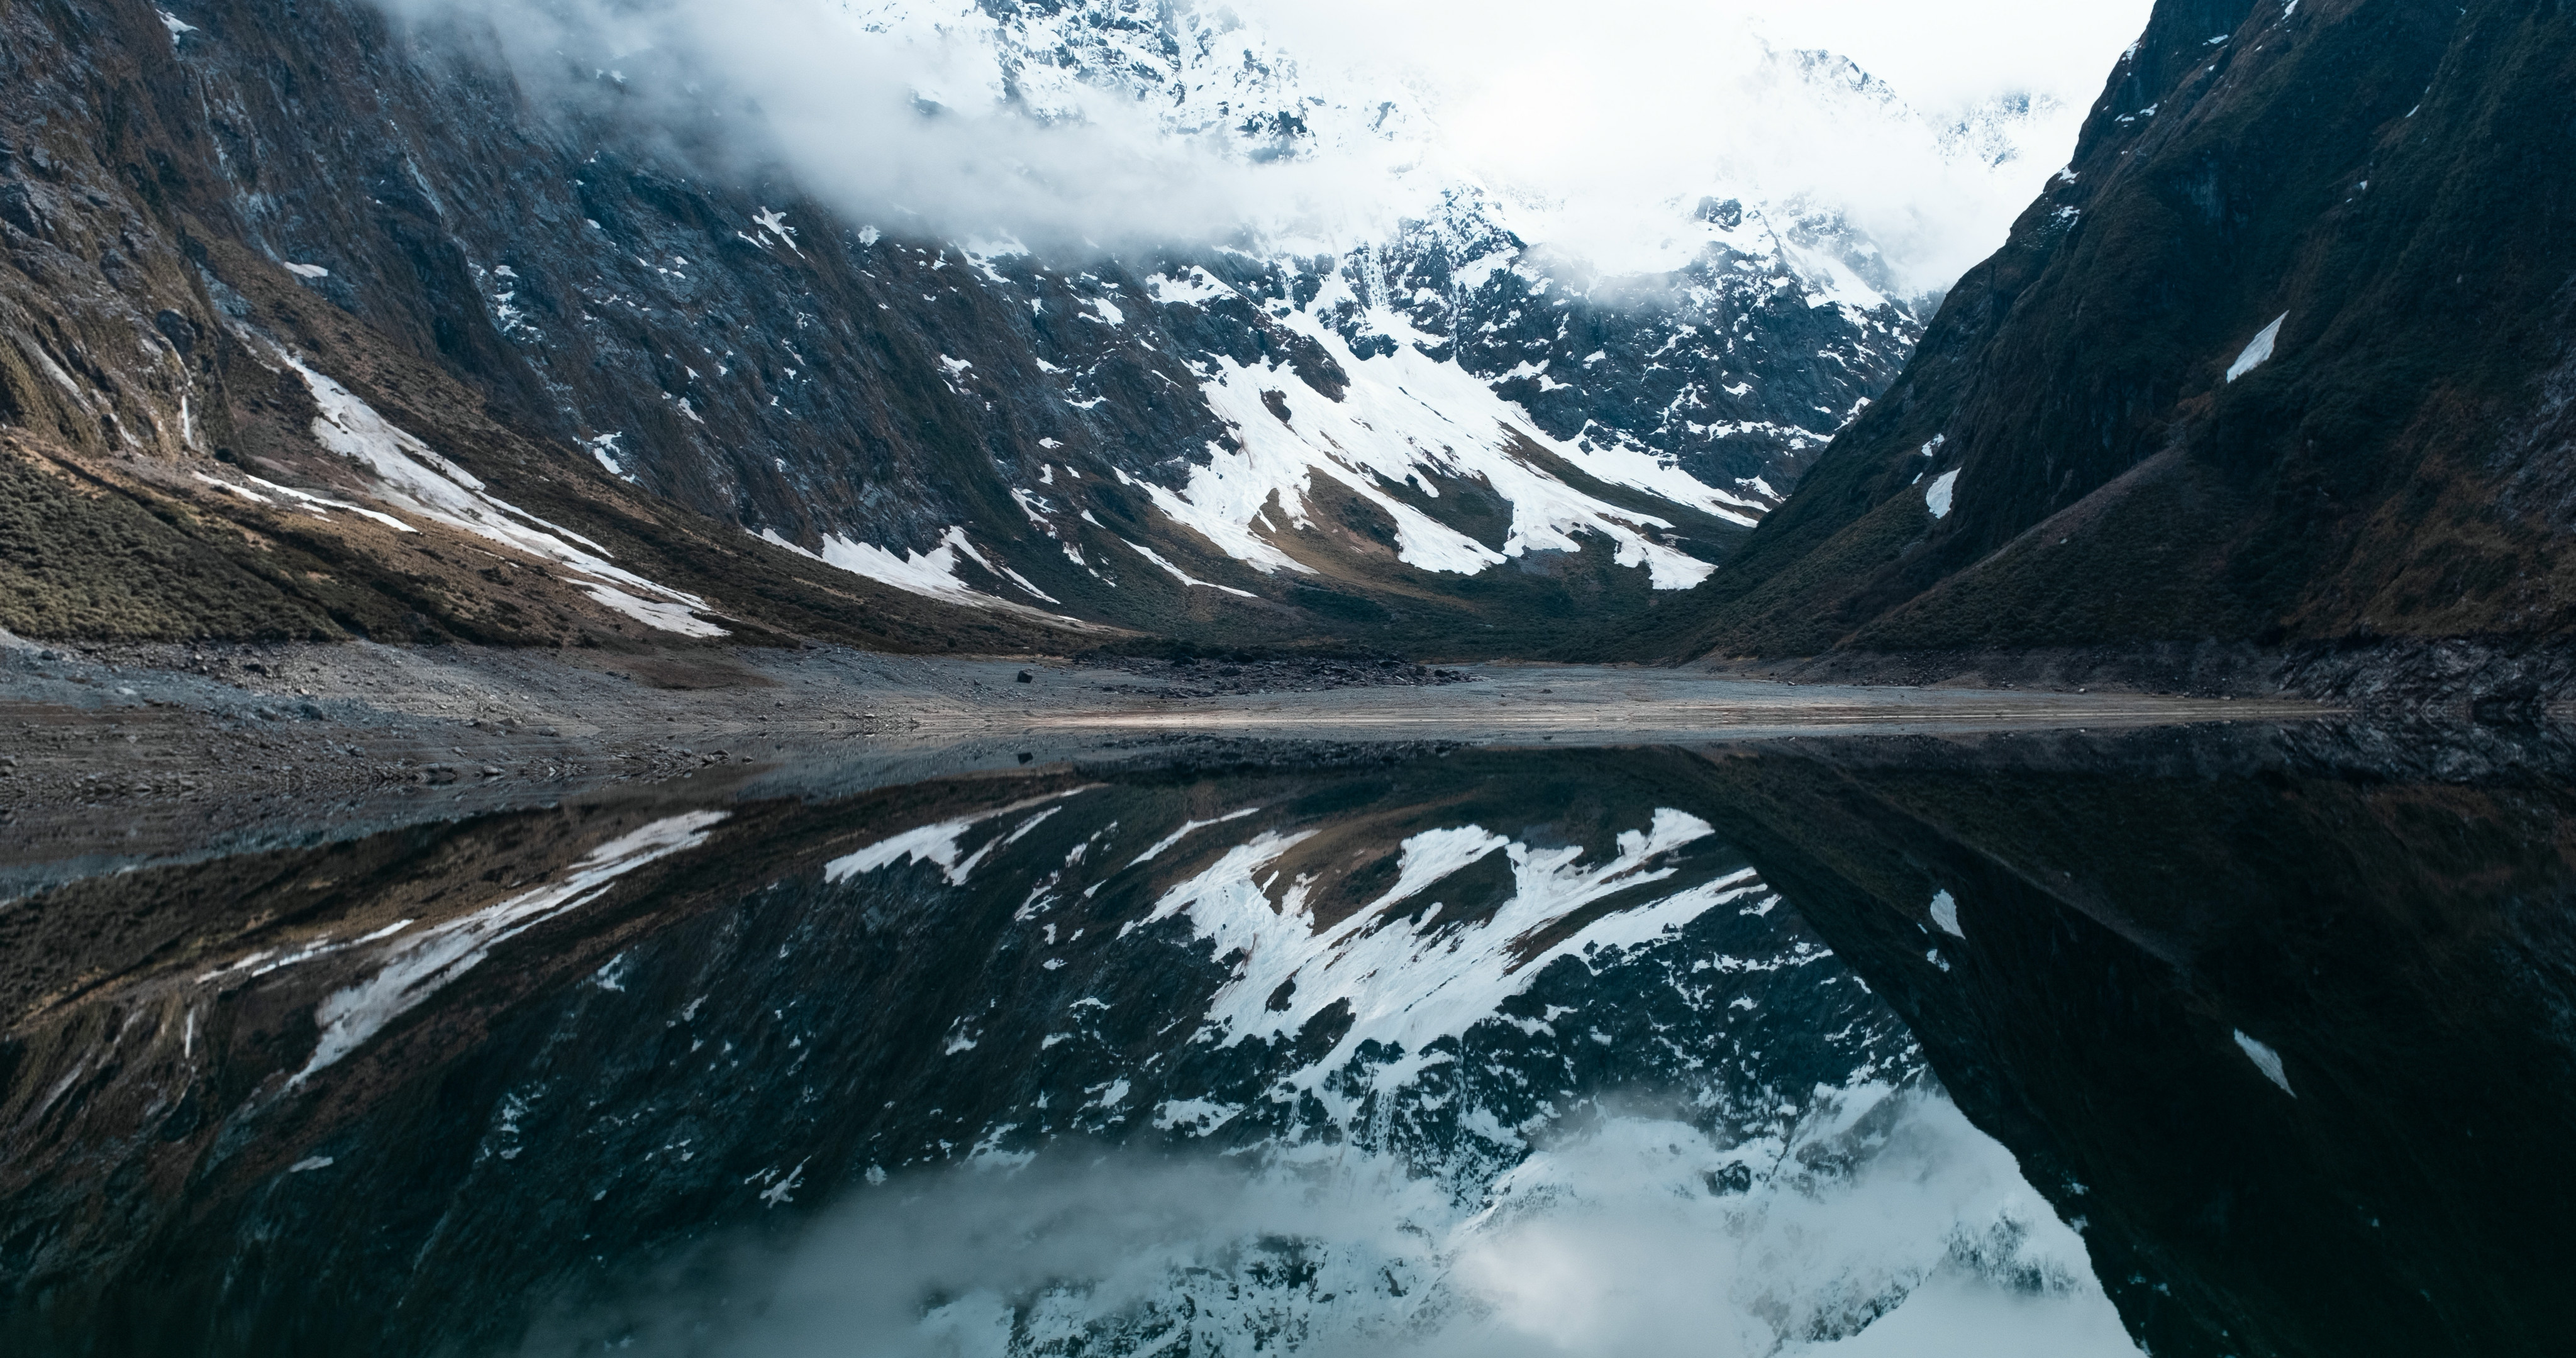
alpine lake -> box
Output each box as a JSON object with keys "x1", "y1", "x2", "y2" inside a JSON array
[{"x1": 6, "y1": 702, "x2": 2572, "y2": 1358}]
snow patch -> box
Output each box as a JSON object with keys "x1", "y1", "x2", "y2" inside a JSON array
[
  {"x1": 2234, "y1": 1030, "x2": 2294, "y2": 1095},
  {"x1": 763, "y1": 526, "x2": 1084, "y2": 619},
  {"x1": 1147, "y1": 809, "x2": 1761, "y2": 1093},
  {"x1": 1136, "y1": 309, "x2": 1749, "y2": 590},
  {"x1": 2226, "y1": 312, "x2": 2289, "y2": 383},
  {"x1": 1129, "y1": 807, "x2": 1264, "y2": 868},
  {"x1": 297, "y1": 812, "x2": 729, "y2": 1083},
  {"x1": 274, "y1": 348, "x2": 725, "y2": 636},
  {"x1": 750, "y1": 207, "x2": 803, "y2": 256},
  {"x1": 1925, "y1": 468, "x2": 1961, "y2": 519},
  {"x1": 191, "y1": 470, "x2": 417, "y2": 533},
  {"x1": 1146, "y1": 268, "x2": 1233, "y2": 307},
  {"x1": 585, "y1": 432, "x2": 633, "y2": 480},
  {"x1": 826, "y1": 789, "x2": 1100, "y2": 888},
  {"x1": 758, "y1": 1160, "x2": 808, "y2": 1208},
  {"x1": 1929, "y1": 890, "x2": 1964, "y2": 939},
  {"x1": 1120, "y1": 539, "x2": 1257, "y2": 599},
  {"x1": 1153, "y1": 1098, "x2": 1246, "y2": 1134}
]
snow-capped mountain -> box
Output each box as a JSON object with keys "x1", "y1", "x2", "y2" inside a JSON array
[
  {"x1": 482, "y1": 0, "x2": 2074, "y2": 636},
  {"x1": 802, "y1": 0, "x2": 1998, "y2": 516},
  {"x1": 0, "y1": 0, "x2": 2062, "y2": 653}
]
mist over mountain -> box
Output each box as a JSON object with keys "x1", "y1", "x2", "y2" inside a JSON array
[
  {"x1": 386, "y1": 0, "x2": 2117, "y2": 282},
  {"x1": 0, "y1": 0, "x2": 2145, "y2": 654},
  {"x1": 8, "y1": 6, "x2": 2576, "y2": 1358}
]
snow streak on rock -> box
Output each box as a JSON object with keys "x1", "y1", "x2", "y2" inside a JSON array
[
  {"x1": 2227, "y1": 312, "x2": 2289, "y2": 383},
  {"x1": 828, "y1": 789, "x2": 1104, "y2": 887},
  {"x1": 267, "y1": 346, "x2": 730, "y2": 636},
  {"x1": 1160, "y1": 287, "x2": 1760, "y2": 589},
  {"x1": 1147, "y1": 810, "x2": 1761, "y2": 1093},
  {"x1": 297, "y1": 812, "x2": 731, "y2": 1083},
  {"x1": 758, "y1": 528, "x2": 1115, "y2": 632}
]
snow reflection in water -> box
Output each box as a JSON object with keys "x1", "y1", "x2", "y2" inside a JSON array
[
  {"x1": 12, "y1": 742, "x2": 2568, "y2": 1358},
  {"x1": 550, "y1": 789, "x2": 2136, "y2": 1357},
  {"x1": 9, "y1": 748, "x2": 2223, "y2": 1358}
]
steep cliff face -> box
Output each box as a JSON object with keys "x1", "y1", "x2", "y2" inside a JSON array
[
  {"x1": 0, "y1": 0, "x2": 1986, "y2": 652},
  {"x1": 1643, "y1": 0, "x2": 2576, "y2": 662}
]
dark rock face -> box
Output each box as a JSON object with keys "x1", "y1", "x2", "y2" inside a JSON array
[
  {"x1": 1648, "y1": 0, "x2": 2576, "y2": 663},
  {"x1": 0, "y1": 0, "x2": 1924, "y2": 651},
  {"x1": 0, "y1": 1, "x2": 1104, "y2": 654}
]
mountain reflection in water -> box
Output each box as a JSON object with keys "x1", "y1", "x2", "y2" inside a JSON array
[{"x1": 3, "y1": 735, "x2": 2570, "y2": 1358}]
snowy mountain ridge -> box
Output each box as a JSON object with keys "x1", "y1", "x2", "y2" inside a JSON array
[
  {"x1": 0, "y1": 0, "x2": 2082, "y2": 654},
  {"x1": 661, "y1": 0, "x2": 2026, "y2": 622},
  {"x1": 825, "y1": 0, "x2": 2069, "y2": 290}
]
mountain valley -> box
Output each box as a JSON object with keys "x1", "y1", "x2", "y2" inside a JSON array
[
  {"x1": 6, "y1": 3, "x2": 2576, "y2": 1357},
  {"x1": 0, "y1": 0, "x2": 2022, "y2": 657}
]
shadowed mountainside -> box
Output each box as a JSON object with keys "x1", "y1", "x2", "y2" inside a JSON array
[{"x1": 1616, "y1": 0, "x2": 2576, "y2": 675}]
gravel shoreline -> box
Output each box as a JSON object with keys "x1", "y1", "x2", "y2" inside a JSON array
[{"x1": 1, "y1": 635, "x2": 2333, "y2": 892}]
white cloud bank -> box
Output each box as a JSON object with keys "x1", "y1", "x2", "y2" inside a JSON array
[
  {"x1": 1243, "y1": 0, "x2": 2157, "y2": 284},
  {"x1": 394, "y1": 0, "x2": 2154, "y2": 292}
]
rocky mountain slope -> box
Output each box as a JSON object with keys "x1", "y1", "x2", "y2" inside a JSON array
[
  {"x1": 0, "y1": 0, "x2": 2053, "y2": 654},
  {"x1": 1632, "y1": 0, "x2": 2576, "y2": 666},
  {"x1": 0, "y1": 0, "x2": 1096, "y2": 655}
]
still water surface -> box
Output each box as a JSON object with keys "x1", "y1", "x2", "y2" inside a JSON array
[{"x1": 4, "y1": 732, "x2": 2570, "y2": 1357}]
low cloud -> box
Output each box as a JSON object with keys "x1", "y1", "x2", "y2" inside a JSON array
[
  {"x1": 380, "y1": 0, "x2": 2153, "y2": 294},
  {"x1": 387, "y1": 0, "x2": 1291, "y2": 246},
  {"x1": 519, "y1": 1095, "x2": 2140, "y2": 1357},
  {"x1": 1240, "y1": 0, "x2": 2157, "y2": 286}
]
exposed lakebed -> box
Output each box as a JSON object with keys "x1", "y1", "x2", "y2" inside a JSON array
[{"x1": 0, "y1": 637, "x2": 2307, "y2": 892}]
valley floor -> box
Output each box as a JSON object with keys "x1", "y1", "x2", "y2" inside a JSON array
[{"x1": 0, "y1": 634, "x2": 2324, "y2": 892}]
